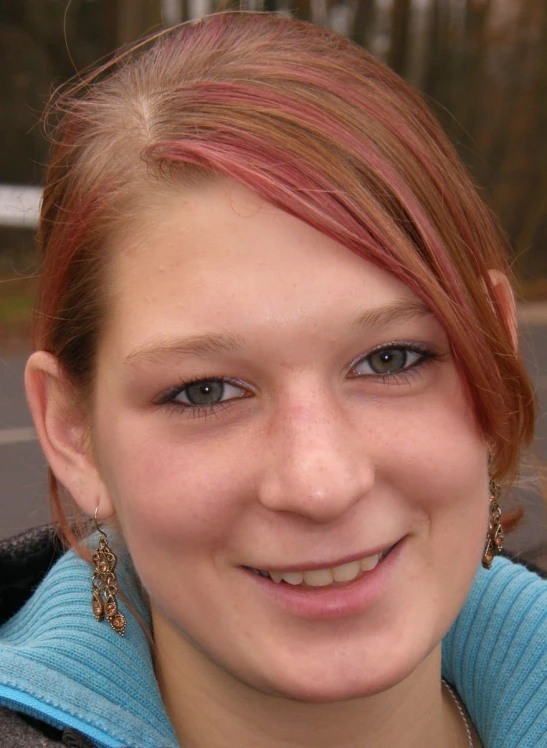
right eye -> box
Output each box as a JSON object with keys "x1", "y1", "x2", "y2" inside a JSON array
[{"x1": 169, "y1": 378, "x2": 247, "y2": 408}]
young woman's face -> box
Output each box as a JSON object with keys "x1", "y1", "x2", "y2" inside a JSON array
[{"x1": 92, "y1": 179, "x2": 489, "y2": 700}]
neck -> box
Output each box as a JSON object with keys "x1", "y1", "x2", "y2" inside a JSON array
[{"x1": 153, "y1": 611, "x2": 470, "y2": 748}]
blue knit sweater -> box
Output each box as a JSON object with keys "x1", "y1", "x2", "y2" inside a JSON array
[{"x1": 0, "y1": 546, "x2": 545, "y2": 747}]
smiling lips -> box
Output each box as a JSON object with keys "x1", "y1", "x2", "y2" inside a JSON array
[{"x1": 247, "y1": 547, "x2": 393, "y2": 588}]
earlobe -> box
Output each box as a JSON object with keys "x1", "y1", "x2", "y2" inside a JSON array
[
  {"x1": 24, "y1": 351, "x2": 114, "y2": 519},
  {"x1": 487, "y1": 270, "x2": 518, "y2": 351}
]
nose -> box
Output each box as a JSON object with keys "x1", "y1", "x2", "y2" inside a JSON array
[{"x1": 257, "y1": 389, "x2": 375, "y2": 523}]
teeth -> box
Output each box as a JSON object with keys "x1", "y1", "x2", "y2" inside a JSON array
[
  {"x1": 280, "y1": 571, "x2": 304, "y2": 585},
  {"x1": 248, "y1": 567, "x2": 270, "y2": 578},
  {"x1": 303, "y1": 568, "x2": 333, "y2": 586},
  {"x1": 262, "y1": 553, "x2": 381, "y2": 587},
  {"x1": 360, "y1": 555, "x2": 379, "y2": 571},
  {"x1": 333, "y1": 560, "x2": 361, "y2": 582}
]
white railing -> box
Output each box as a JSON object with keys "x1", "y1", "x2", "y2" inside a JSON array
[{"x1": 0, "y1": 185, "x2": 42, "y2": 229}]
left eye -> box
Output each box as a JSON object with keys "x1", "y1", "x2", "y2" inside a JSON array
[
  {"x1": 173, "y1": 379, "x2": 246, "y2": 406},
  {"x1": 353, "y1": 347, "x2": 424, "y2": 376}
]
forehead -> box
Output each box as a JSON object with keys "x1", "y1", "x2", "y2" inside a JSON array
[{"x1": 104, "y1": 180, "x2": 419, "y2": 353}]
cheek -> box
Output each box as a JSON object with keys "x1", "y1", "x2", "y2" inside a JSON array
[
  {"x1": 95, "y1": 412, "x2": 258, "y2": 554},
  {"x1": 365, "y1": 386, "x2": 489, "y2": 647},
  {"x1": 371, "y1": 378, "x2": 489, "y2": 540},
  {"x1": 385, "y1": 369, "x2": 485, "y2": 476}
]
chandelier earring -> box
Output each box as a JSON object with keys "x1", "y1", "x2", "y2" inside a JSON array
[
  {"x1": 482, "y1": 477, "x2": 504, "y2": 570},
  {"x1": 91, "y1": 507, "x2": 126, "y2": 635}
]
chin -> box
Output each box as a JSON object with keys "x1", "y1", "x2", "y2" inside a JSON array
[
  {"x1": 262, "y1": 675, "x2": 405, "y2": 704},
  {"x1": 251, "y1": 652, "x2": 423, "y2": 704},
  {"x1": 271, "y1": 682, "x2": 386, "y2": 704}
]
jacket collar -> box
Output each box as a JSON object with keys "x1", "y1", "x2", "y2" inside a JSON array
[{"x1": 0, "y1": 535, "x2": 178, "y2": 748}]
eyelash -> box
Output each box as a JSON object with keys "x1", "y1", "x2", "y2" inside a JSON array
[
  {"x1": 154, "y1": 342, "x2": 441, "y2": 419},
  {"x1": 349, "y1": 341, "x2": 439, "y2": 385},
  {"x1": 154, "y1": 376, "x2": 250, "y2": 420}
]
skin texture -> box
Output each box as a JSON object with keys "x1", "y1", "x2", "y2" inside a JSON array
[{"x1": 26, "y1": 179, "x2": 490, "y2": 747}]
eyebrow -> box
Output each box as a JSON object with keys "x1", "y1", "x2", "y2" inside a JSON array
[
  {"x1": 123, "y1": 331, "x2": 245, "y2": 368},
  {"x1": 123, "y1": 299, "x2": 434, "y2": 368},
  {"x1": 350, "y1": 298, "x2": 433, "y2": 331}
]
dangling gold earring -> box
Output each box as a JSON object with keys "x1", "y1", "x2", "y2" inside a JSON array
[
  {"x1": 482, "y1": 478, "x2": 504, "y2": 569},
  {"x1": 91, "y1": 507, "x2": 126, "y2": 635}
]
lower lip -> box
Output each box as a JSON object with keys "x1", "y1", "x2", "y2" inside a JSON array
[{"x1": 242, "y1": 540, "x2": 404, "y2": 619}]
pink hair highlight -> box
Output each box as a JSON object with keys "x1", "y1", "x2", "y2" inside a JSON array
[
  {"x1": 34, "y1": 12, "x2": 535, "y2": 551},
  {"x1": 148, "y1": 133, "x2": 484, "y2": 400}
]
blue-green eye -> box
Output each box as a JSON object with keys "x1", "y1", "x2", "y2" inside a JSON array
[
  {"x1": 172, "y1": 379, "x2": 245, "y2": 406},
  {"x1": 354, "y1": 347, "x2": 424, "y2": 376}
]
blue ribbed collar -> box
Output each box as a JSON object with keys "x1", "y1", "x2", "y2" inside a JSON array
[
  {"x1": 0, "y1": 538, "x2": 178, "y2": 748},
  {"x1": 2, "y1": 542, "x2": 545, "y2": 748}
]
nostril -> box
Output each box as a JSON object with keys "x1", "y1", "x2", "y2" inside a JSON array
[{"x1": 256, "y1": 419, "x2": 375, "y2": 521}]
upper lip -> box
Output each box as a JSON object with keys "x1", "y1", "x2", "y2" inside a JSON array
[{"x1": 246, "y1": 540, "x2": 399, "y2": 573}]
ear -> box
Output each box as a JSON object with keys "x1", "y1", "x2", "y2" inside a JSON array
[
  {"x1": 487, "y1": 270, "x2": 518, "y2": 351},
  {"x1": 25, "y1": 351, "x2": 115, "y2": 521}
]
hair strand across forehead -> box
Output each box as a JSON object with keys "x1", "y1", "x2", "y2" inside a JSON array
[{"x1": 35, "y1": 12, "x2": 535, "y2": 544}]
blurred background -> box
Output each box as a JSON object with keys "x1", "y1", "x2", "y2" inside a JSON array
[{"x1": 1, "y1": 0, "x2": 546, "y2": 567}]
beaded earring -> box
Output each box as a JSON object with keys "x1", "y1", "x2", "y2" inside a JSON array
[
  {"x1": 91, "y1": 508, "x2": 126, "y2": 635},
  {"x1": 482, "y1": 478, "x2": 504, "y2": 570}
]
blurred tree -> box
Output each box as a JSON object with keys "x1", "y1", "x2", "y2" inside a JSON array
[
  {"x1": 352, "y1": 0, "x2": 376, "y2": 50},
  {"x1": 293, "y1": 0, "x2": 312, "y2": 21},
  {"x1": 1, "y1": 0, "x2": 546, "y2": 291},
  {"x1": 106, "y1": 0, "x2": 163, "y2": 49},
  {"x1": 415, "y1": 0, "x2": 547, "y2": 291},
  {"x1": 0, "y1": 0, "x2": 105, "y2": 185},
  {"x1": 388, "y1": 0, "x2": 411, "y2": 76}
]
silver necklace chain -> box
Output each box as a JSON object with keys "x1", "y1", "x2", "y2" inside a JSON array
[{"x1": 442, "y1": 678, "x2": 475, "y2": 748}]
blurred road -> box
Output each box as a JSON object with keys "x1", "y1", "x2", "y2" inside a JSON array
[{"x1": 1, "y1": 315, "x2": 547, "y2": 567}]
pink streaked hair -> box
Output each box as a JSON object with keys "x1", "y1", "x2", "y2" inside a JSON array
[{"x1": 36, "y1": 12, "x2": 534, "y2": 547}]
